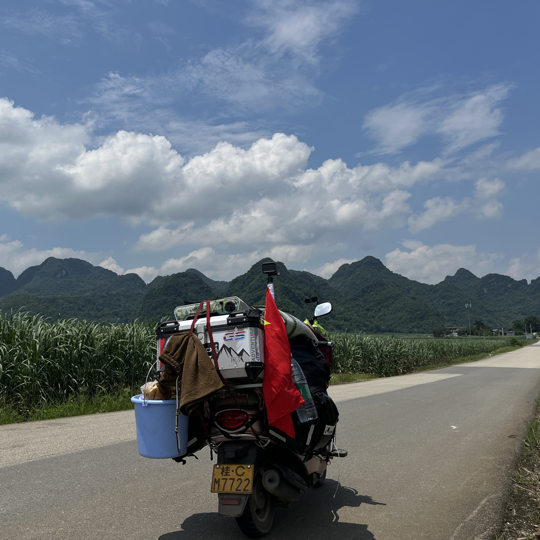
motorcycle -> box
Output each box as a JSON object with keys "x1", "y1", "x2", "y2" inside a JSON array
[{"x1": 147, "y1": 262, "x2": 346, "y2": 538}]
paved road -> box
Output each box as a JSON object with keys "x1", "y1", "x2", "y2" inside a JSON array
[{"x1": 2, "y1": 343, "x2": 540, "y2": 540}]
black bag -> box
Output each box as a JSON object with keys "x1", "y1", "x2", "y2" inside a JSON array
[
  {"x1": 290, "y1": 335, "x2": 330, "y2": 394},
  {"x1": 266, "y1": 337, "x2": 337, "y2": 454},
  {"x1": 311, "y1": 392, "x2": 339, "y2": 451},
  {"x1": 175, "y1": 414, "x2": 208, "y2": 460},
  {"x1": 291, "y1": 391, "x2": 339, "y2": 454}
]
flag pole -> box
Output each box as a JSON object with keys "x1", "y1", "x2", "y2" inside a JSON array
[{"x1": 267, "y1": 278, "x2": 275, "y2": 300}]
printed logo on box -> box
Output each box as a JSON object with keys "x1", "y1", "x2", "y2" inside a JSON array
[{"x1": 223, "y1": 330, "x2": 246, "y2": 341}]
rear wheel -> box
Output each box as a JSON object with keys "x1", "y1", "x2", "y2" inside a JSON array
[{"x1": 235, "y1": 477, "x2": 274, "y2": 538}]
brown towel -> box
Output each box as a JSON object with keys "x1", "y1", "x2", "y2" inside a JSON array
[{"x1": 159, "y1": 332, "x2": 224, "y2": 416}]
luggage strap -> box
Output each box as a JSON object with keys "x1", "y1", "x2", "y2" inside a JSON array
[
  {"x1": 188, "y1": 300, "x2": 238, "y2": 398},
  {"x1": 188, "y1": 300, "x2": 262, "y2": 443},
  {"x1": 189, "y1": 300, "x2": 220, "y2": 372}
]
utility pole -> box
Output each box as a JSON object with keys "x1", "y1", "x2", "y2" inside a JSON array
[{"x1": 465, "y1": 303, "x2": 472, "y2": 337}]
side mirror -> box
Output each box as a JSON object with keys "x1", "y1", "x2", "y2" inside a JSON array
[{"x1": 314, "y1": 302, "x2": 332, "y2": 318}]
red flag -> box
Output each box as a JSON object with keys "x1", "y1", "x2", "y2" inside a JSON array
[{"x1": 263, "y1": 287, "x2": 304, "y2": 438}]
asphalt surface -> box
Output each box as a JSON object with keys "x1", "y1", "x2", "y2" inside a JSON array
[{"x1": 2, "y1": 342, "x2": 540, "y2": 540}]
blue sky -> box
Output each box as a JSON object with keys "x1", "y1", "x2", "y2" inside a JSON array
[{"x1": 0, "y1": 0, "x2": 539, "y2": 284}]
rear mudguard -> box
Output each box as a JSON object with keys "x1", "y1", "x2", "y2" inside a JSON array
[
  {"x1": 217, "y1": 493, "x2": 249, "y2": 517},
  {"x1": 215, "y1": 441, "x2": 320, "y2": 516},
  {"x1": 216, "y1": 442, "x2": 264, "y2": 517}
]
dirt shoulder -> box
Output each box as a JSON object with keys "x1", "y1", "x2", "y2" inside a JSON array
[{"x1": 496, "y1": 399, "x2": 540, "y2": 540}]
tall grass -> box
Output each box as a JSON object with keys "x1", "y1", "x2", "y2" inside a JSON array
[
  {"x1": 0, "y1": 312, "x2": 155, "y2": 412},
  {"x1": 330, "y1": 333, "x2": 527, "y2": 377},
  {"x1": 0, "y1": 312, "x2": 530, "y2": 414}
]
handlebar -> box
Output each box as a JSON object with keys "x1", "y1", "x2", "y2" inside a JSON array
[{"x1": 318, "y1": 341, "x2": 333, "y2": 346}]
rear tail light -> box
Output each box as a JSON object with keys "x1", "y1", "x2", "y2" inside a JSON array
[
  {"x1": 221, "y1": 498, "x2": 241, "y2": 505},
  {"x1": 215, "y1": 410, "x2": 249, "y2": 430}
]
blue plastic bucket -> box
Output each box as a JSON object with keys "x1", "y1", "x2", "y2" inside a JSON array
[{"x1": 131, "y1": 394, "x2": 189, "y2": 459}]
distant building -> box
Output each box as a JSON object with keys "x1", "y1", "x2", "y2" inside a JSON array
[
  {"x1": 493, "y1": 329, "x2": 515, "y2": 336},
  {"x1": 440, "y1": 326, "x2": 467, "y2": 336}
]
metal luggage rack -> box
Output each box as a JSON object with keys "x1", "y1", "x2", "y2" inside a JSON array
[
  {"x1": 224, "y1": 364, "x2": 265, "y2": 389},
  {"x1": 229, "y1": 382, "x2": 263, "y2": 389},
  {"x1": 173, "y1": 297, "x2": 261, "y2": 322}
]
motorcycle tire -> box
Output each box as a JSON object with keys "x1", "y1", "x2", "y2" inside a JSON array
[{"x1": 235, "y1": 477, "x2": 274, "y2": 538}]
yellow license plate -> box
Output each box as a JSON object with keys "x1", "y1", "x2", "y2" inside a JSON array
[{"x1": 211, "y1": 464, "x2": 254, "y2": 494}]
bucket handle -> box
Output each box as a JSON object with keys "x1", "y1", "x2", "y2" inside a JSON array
[
  {"x1": 175, "y1": 375, "x2": 183, "y2": 455},
  {"x1": 141, "y1": 363, "x2": 157, "y2": 407}
]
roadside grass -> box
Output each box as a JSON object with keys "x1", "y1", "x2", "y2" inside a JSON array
[
  {"x1": 496, "y1": 396, "x2": 540, "y2": 539},
  {"x1": 524, "y1": 416, "x2": 540, "y2": 453},
  {"x1": 1, "y1": 334, "x2": 535, "y2": 424},
  {"x1": 411, "y1": 344, "x2": 528, "y2": 373},
  {"x1": 329, "y1": 341, "x2": 536, "y2": 386},
  {"x1": 0, "y1": 386, "x2": 137, "y2": 425},
  {"x1": 329, "y1": 373, "x2": 378, "y2": 385},
  {"x1": 329, "y1": 333, "x2": 530, "y2": 378}
]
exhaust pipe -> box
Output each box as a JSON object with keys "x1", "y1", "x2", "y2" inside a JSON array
[{"x1": 262, "y1": 465, "x2": 307, "y2": 503}]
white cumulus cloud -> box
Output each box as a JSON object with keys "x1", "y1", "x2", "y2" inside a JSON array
[
  {"x1": 313, "y1": 257, "x2": 357, "y2": 279},
  {"x1": 98, "y1": 257, "x2": 124, "y2": 275},
  {"x1": 124, "y1": 244, "x2": 323, "y2": 282},
  {"x1": 474, "y1": 177, "x2": 505, "y2": 199},
  {"x1": 124, "y1": 265, "x2": 160, "y2": 283},
  {"x1": 362, "y1": 101, "x2": 434, "y2": 155},
  {"x1": 0, "y1": 97, "x2": 512, "y2": 278},
  {"x1": 249, "y1": 0, "x2": 358, "y2": 63},
  {"x1": 159, "y1": 247, "x2": 258, "y2": 280},
  {"x1": 408, "y1": 197, "x2": 468, "y2": 234},
  {"x1": 134, "y1": 152, "x2": 443, "y2": 255},
  {"x1": 506, "y1": 250, "x2": 540, "y2": 282},
  {"x1": 363, "y1": 84, "x2": 512, "y2": 155},
  {"x1": 385, "y1": 240, "x2": 504, "y2": 284},
  {"x1": 437, "y1": 84, "x2": 510, "y2": 153},
  {"x1": 506, "y1": 147, "x2": 540, "y2": 171},
  {"x1": 407, "y1": 176, "x2": 505, "y2": 233},
  {"x1": 0, "y1": 234, "x2": 105, "y2": 278}
]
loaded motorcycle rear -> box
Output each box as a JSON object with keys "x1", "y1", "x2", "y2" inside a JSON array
[{"x1": 133, "y1": 262, "x2": 346, "y2": 538}]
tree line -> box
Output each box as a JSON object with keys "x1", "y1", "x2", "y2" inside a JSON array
[{"x1": 433, "y1": 316, "x2": 540, "y2": 337}]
